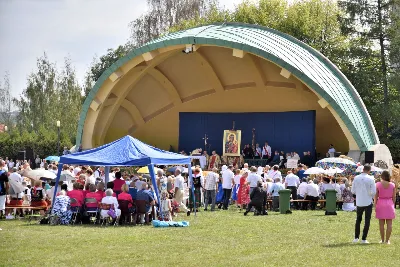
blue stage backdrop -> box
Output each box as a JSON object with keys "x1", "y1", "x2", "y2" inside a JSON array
[{"x1": 179, "y1": 111, "x2": 316, "y2": 157}]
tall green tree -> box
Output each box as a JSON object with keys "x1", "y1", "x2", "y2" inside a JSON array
[
  {"x1": 13, "y1": 53, "x2": 82, "y2": 144},
  {"x1": 338, "y1": 0, "x2": 398, "y2": 141},
  {"x1": 0, "y1": 72, "x2": 13, "y2": 127}
]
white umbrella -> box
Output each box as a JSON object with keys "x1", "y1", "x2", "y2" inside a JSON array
[
  {"x1": 324, "y1": 167, "x2": 344, "y2": 175},
  {"x1": 8, "y1": 179, "x2": 24, "y2": 195},
  {"x1": 304, "y1": 167, "x2": 326, "y2": 175},
  {"x1": 356, "y1": 165, "x2": 383, "y2": 173},
  {"x1": 23, "y1": 169, "x2": 57, "y2": 180},
  {"x1": 60, "y1": 170, "x2": 75, "y2": 182}
]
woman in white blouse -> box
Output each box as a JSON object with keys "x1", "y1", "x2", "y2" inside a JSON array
[{"x1": 100, "y1": 189, "x2": 121, "y2": 219}]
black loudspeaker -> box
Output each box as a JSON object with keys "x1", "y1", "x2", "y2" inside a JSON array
[
  {"x1": 17, "y1": 151, "x2": 26, "y2": 161},
  {"x1": 334, "y1": 152, "x2": 341, "y2": 157},
  {"x1": 25, "y1": 148, "x2": 34, "y2": 163},
  {"x1": 365, "y1": 151, "x2": 374, "y2": 164}
]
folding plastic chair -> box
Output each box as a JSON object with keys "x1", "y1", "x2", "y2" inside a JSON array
[
  {"x1": 69, "y1": 198, "x2": 81, "y2": 225},
  {"x1": 85, "y1": 198, "x2": 99, "y2": 224}
]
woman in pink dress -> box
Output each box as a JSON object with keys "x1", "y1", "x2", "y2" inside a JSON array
[
  {"x1": 238, "y1": 172, "x2": 250, "y2": 211},
  {"x1": 374, "y1": 171, "x2": 396, "y2": 244}
]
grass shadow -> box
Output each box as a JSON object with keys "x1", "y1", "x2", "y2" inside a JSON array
[{"x1": 322, "y1": 243, "x2": 380, "y2": 248}]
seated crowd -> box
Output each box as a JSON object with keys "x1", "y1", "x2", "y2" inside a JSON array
[{"x1": 1, "y1": 159, "x2": 399, "y2": 225}]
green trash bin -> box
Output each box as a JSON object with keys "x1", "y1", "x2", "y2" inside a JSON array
[
  {"x1": 325, "y1": 189, "x2": 338, "y2": 215},
  {"x1": 279, "y1": 189, "x2": 291, "y2": 214}
]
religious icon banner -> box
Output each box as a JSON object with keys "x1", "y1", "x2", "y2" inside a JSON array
[{"x1": 223, "y1": 130, "x2": 241, "y2": 157}]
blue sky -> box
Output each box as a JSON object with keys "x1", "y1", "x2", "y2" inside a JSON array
[{"x1": 0, "y1": 0, "x2": 242, "y2": 102}]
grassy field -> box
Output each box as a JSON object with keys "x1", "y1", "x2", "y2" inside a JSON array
[{"x1": 0, "y1": 208, "x2": 399, "y2": 267}]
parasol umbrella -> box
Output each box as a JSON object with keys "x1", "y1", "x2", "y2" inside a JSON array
[
  {"x1": 316, "y1": 157, "x2": 357, "y2": 176},
  {"x1": 137, "y1": 166, "x2": 161, "y2": 174},
  {"x1": 356, "y1": 165, "x2": 383, "y2": 173},
  {"x1": 8, "y1": 179, "x2": 24, "y2": 195},
  {"x1": 45, "y1": 156, "x2": 60, "y2": 162},
  {"x1": 23, "y1": 169, "x2": 57, "y2": 180},
  {"x1": 60, "y1": 170, "x2": 75, "y2": 182},
  {"x1": 304, "y1": 167, "x2": 326, "y2": 175},
  {"x1": 324, "y1": 167, "x2": 344, "y2": 176}
]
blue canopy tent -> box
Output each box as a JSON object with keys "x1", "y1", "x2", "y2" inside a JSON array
[{"x1": 51, "y1": 135, "x2": 196, "y2": 214}]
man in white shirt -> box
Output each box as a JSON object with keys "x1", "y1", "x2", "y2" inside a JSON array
[
  {"x1": 173, "y1": 169, "x2": 190, "y2": 216},
  {"x1": 297, "y1": 178, "x2": 308, "y2": 200},
  {"x1": 327, "y1": 144, "x2": 336, "y2": 157},
  {"x1": 304, "y1": 179, "x2": 320, "y2": 210},
  {"x1": 268, "y1": 165, "x2": 282, "y2": 180},
  {"x1": 247, "y1": 166, "x2": 262, "y2": 194},
  {"x1": 8, "y1": 159, "x2": 14, "y2": 169},
  {"x1": 204, "y1": 168, "x2": 219, "y2": 211},
  {"x1": 285, "y1": 170, "x2": 300, "y2": 209},
  {"x1": 221, "y1": 165, "x2": 234, "y2": 210},
  {"x1": 261, "y1": 142, "x2": 272, "y2": 160},
  {"x1": 351, "y1": 165, "x2": 376, "y2": 244}
]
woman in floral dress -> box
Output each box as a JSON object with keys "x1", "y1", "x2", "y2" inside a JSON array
[
  {"x1": 238, "y1": 172, "x2": 250, "y2": 211},
  {"x1": 51, "y1": 190, "x2": 72, "y2": 225}
]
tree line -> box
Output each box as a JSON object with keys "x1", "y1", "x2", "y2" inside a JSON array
[{"x1": 0, "y1": 0, "x2": 399, "y2": 160}]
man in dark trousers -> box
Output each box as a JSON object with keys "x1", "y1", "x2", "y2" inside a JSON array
[{"x1": 244, "y1": 181, "x2": 267, "y2": 216}]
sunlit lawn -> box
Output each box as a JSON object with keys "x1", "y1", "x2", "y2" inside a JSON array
[{"x1": 0, "y1": 208, "x2": 399, "y2": 267}]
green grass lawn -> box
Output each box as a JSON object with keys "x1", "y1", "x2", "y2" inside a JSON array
[{"x1": 0, "y1": 208, "x2": 399, "y2": 267}]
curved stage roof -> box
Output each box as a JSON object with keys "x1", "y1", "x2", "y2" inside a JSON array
[{"x1": 78, "y1": 23, "x2": 379, "y2": 152}]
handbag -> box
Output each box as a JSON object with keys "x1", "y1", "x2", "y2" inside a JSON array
[{"x1": 107, "y1": 205, "x2": 116, "y2": 219}]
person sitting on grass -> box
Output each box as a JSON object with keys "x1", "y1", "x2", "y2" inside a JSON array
[
  {"x1": 268, "y1": 177, "x2": 285, "y2": 212},
  {"x1": 244, "y1": 181, "x2": 267, "y2": 216}
]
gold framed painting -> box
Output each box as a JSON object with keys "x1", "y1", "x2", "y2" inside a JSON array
[{"x1": 223, "y1": 130, "x2": 241, "y2": 157}]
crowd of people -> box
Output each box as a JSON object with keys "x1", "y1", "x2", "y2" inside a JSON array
[{"x1": 0, "y1": 156, "x2": 398, "y2": 243}]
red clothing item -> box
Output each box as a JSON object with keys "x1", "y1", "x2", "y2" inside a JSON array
[
  {"x1": 67, "y1": 189, "x2": 84, "y2": 207},
  {"x1": 85, "y1": 192, "x2": 100, "y2": 208},
  {"x1": 113, "y1": 178, "x2": 126, "y2": 192},
  {"x1": 118, "y1": 192, "x2": 133, "y2": 208},
  {"x1": 83, "y1": 190, "x2": 89, "y2": 199}
]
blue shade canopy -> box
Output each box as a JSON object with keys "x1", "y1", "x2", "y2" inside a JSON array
[{"x1": 60, "y1": 135, "x2": 190, "y2": 166}]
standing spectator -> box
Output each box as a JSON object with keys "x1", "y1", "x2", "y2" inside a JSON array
[
  {"x1": 204, "y1": 168, "x2": 219, "y2": 211},
  {"x1": 63, "y1": 147, "x2": 70, "y2": 155},
  {"x1": 304, "y1": 179, "x2": 320, "y2": 210},
  {"x1": 297, "y1": 164, "x2": 306, "y2": 180},
  {"x1": 113, "y1": 172, "x2": 125, "y2": 197},
  {"x1": 173, "y1": 169, "x2": 190, "y2": 216},
  {"x1": 189, "y1": 168, "x2": 203, "y2": 212},
  {"x1": 85, "y1": 169, "x2": 95, "y2": 185},
  {"x1": 238, "y1": 171, "x2": 250, "y2": 211},
  {"x1": 375, "y1": 171, "x2": 396, "y2": 244},
  {"x1": 285, "y1": 170, "x2": 300, "y2": 209},
  {"x1": 221, "y1": 165, "x2": 234, "y2": 210},
  {"x1": 35, "y1": 155, "x2": 41, "y2": 169},
  {"x1": 248, "y1": 166, "x2": 262, "y2": 194},
  {"x1": 351, "y1": 165, "x2": 376, "y2": 244},
  {"x1": 0, "y1": 160, "x2": 9, "y2": 219},
  {"x1": 269, "y1": 177, "x2": 285, "y2": 212},
  {"x1": 232, "y1": 169, "x2": 241, "y2": 206}
]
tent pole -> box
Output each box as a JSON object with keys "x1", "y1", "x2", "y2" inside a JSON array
[
  {"x1": 105, "y1": 166, "x2": 110, "y2": 188},
  {"x1": 51, "y1": 163, "x2": 63, "y2": 212},
  {"x1": 188, "y1": 163, "x2": 196, "y2": 216},
  {"x1": 148, "y1": 163, "x2": 160, "y2": 215}
]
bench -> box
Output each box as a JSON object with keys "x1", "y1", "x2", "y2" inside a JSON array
[{"x1": 5, "y1": 206, "x2": 47, "y2": 223}]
